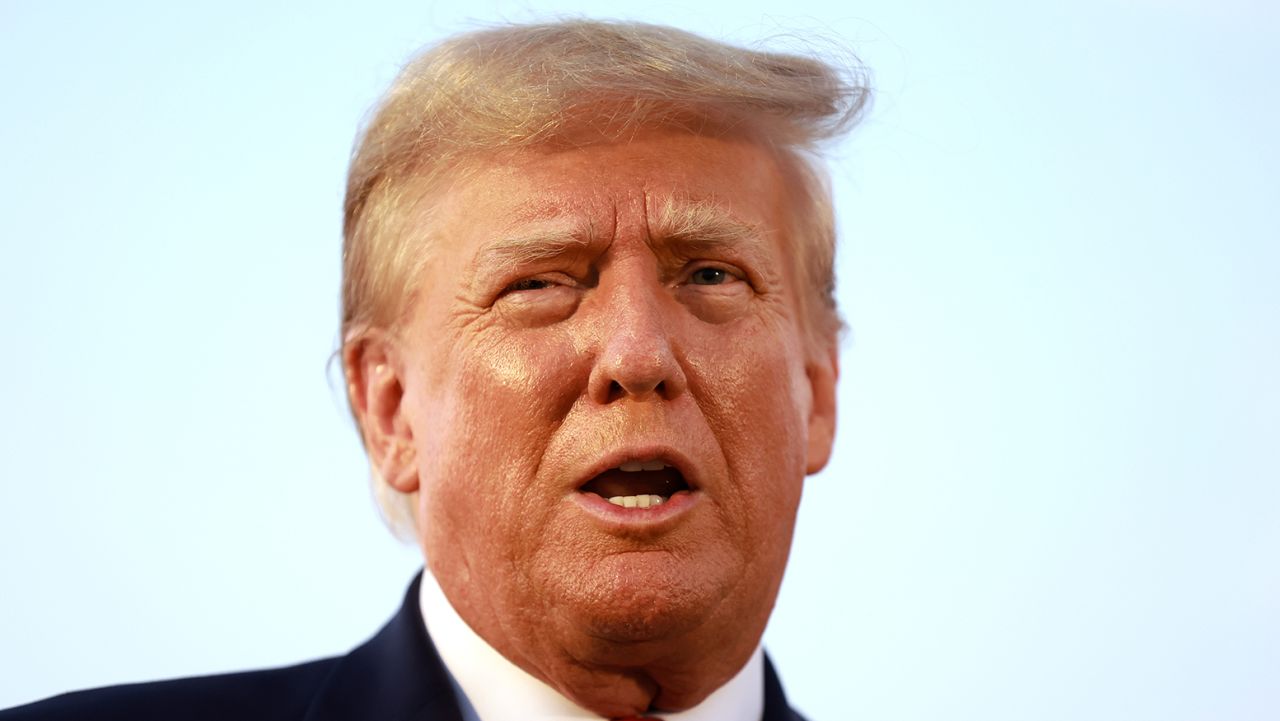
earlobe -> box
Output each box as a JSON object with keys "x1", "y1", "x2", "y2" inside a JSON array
[
  {"x1": 344, "y1": 333, "x2": 419, "y2": 493},
  {"x1": 804, "y1": 343, "x2": 839, "y2": 474}
]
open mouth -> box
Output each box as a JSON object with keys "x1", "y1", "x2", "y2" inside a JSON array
[{"x1": 579, "y1": 459, "x2": 692, "y2": 509}]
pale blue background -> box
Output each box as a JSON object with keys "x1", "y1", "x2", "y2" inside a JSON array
[{"x1": 1, "y1": 1, "x2": 1277, "y2": 719}]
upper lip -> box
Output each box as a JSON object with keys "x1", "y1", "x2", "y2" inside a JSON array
[{"x1": 573, "y1": 444, "x2": 701, "y2": 494}]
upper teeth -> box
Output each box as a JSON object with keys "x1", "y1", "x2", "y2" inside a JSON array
[{"x1": 619, "y1": 460, "x2": 668, "y2": 472}]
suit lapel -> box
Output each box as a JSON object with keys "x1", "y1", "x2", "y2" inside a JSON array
[
  {"x1": 303, "y1": 573, "x2": 464, "y2": 721},
  {"x1": 761, "y1": 654, "x2": 808, "y2": 721}
]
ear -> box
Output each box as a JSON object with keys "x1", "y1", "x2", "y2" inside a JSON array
[
  {"x1": 804, "y1": 341, "x2": 839, "y2": 474},
  {"x1": 343, "y1": 332, "x2": 419, "y2": 493}
]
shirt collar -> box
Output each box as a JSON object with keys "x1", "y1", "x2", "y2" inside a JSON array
[{"x1": 419, "y1": 569, "x2": 764, "y2": 721}]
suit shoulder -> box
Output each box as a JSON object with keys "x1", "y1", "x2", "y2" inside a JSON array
[{"x1": 0, "y1": 658, "x2": 338, "y2": 721}]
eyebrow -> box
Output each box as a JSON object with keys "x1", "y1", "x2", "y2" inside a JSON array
[
  {"x1": 648, "y1": 198, "x2": 768, "y2": 258},
  {"x1": 469, "y1": 199, "x2": 766, "y2": 275},
  {"x1": 471, "y1": 222, "x2": 599, "y2": 273}
]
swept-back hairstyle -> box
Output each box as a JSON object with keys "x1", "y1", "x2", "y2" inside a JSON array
[{"x1": 341, "y1": 20, "x2": 871, "y2": 535}]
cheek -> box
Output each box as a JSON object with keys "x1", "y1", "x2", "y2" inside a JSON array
[
  {"x1": 416, "y1": 327, "x2": 589, "y2": 562},
  {"x1": 686, "y1": 320, "x2": 810, "y2": 516}
]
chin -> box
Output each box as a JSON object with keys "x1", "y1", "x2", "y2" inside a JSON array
[{"x1": 552, "y1": 549, "x2": 738, "y2": 649}]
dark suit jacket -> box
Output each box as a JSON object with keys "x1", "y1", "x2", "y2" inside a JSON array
[{"x1": 1, "y1": 575, "x2": 808, "y2": 720}]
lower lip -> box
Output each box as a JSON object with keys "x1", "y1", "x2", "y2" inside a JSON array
[{"x1": 571, "y1": 489, "x2": 700, "y2": 532}]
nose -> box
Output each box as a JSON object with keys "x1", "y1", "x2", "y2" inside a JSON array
[{"x1": 587, "y1": 280, "x2": 688, "y2": 404}]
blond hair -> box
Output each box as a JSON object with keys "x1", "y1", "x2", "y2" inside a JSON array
[{"x1": 341, "y1": 20, "x2": 871, "y2": 535}]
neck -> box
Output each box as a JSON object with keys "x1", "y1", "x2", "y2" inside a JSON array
[{"x1": 419, "y1": 569, "x2": 766, "y2": 720}]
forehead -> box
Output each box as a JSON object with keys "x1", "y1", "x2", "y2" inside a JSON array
[{"x1": 423, "y1": 132, "x2": 793, "y2": 247}]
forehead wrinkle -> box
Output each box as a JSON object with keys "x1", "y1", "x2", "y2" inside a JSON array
[
  {"x1": 640, "y1": 188, "x2": 653, "y2": 252},
  {"x1": 600, "y1": 207, "x2": 618, "y2": 251}
]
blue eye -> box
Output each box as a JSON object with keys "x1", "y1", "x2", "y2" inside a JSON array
[{"x1": 690, "y1": 267, "x2": 728, "y2": 285}]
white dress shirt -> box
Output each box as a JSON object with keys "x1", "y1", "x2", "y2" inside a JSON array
[{"x1": 419, "y1": 570, "x2": 764, "y2": 721}]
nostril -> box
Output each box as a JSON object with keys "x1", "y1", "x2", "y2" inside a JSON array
[{"x1": 603, "y1": 377, "x2": 671, "y2": 403}]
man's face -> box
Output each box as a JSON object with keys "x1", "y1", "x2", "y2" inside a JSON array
[{"x1": 369, "y1": 130, "x2": 837, "y2": 712}]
